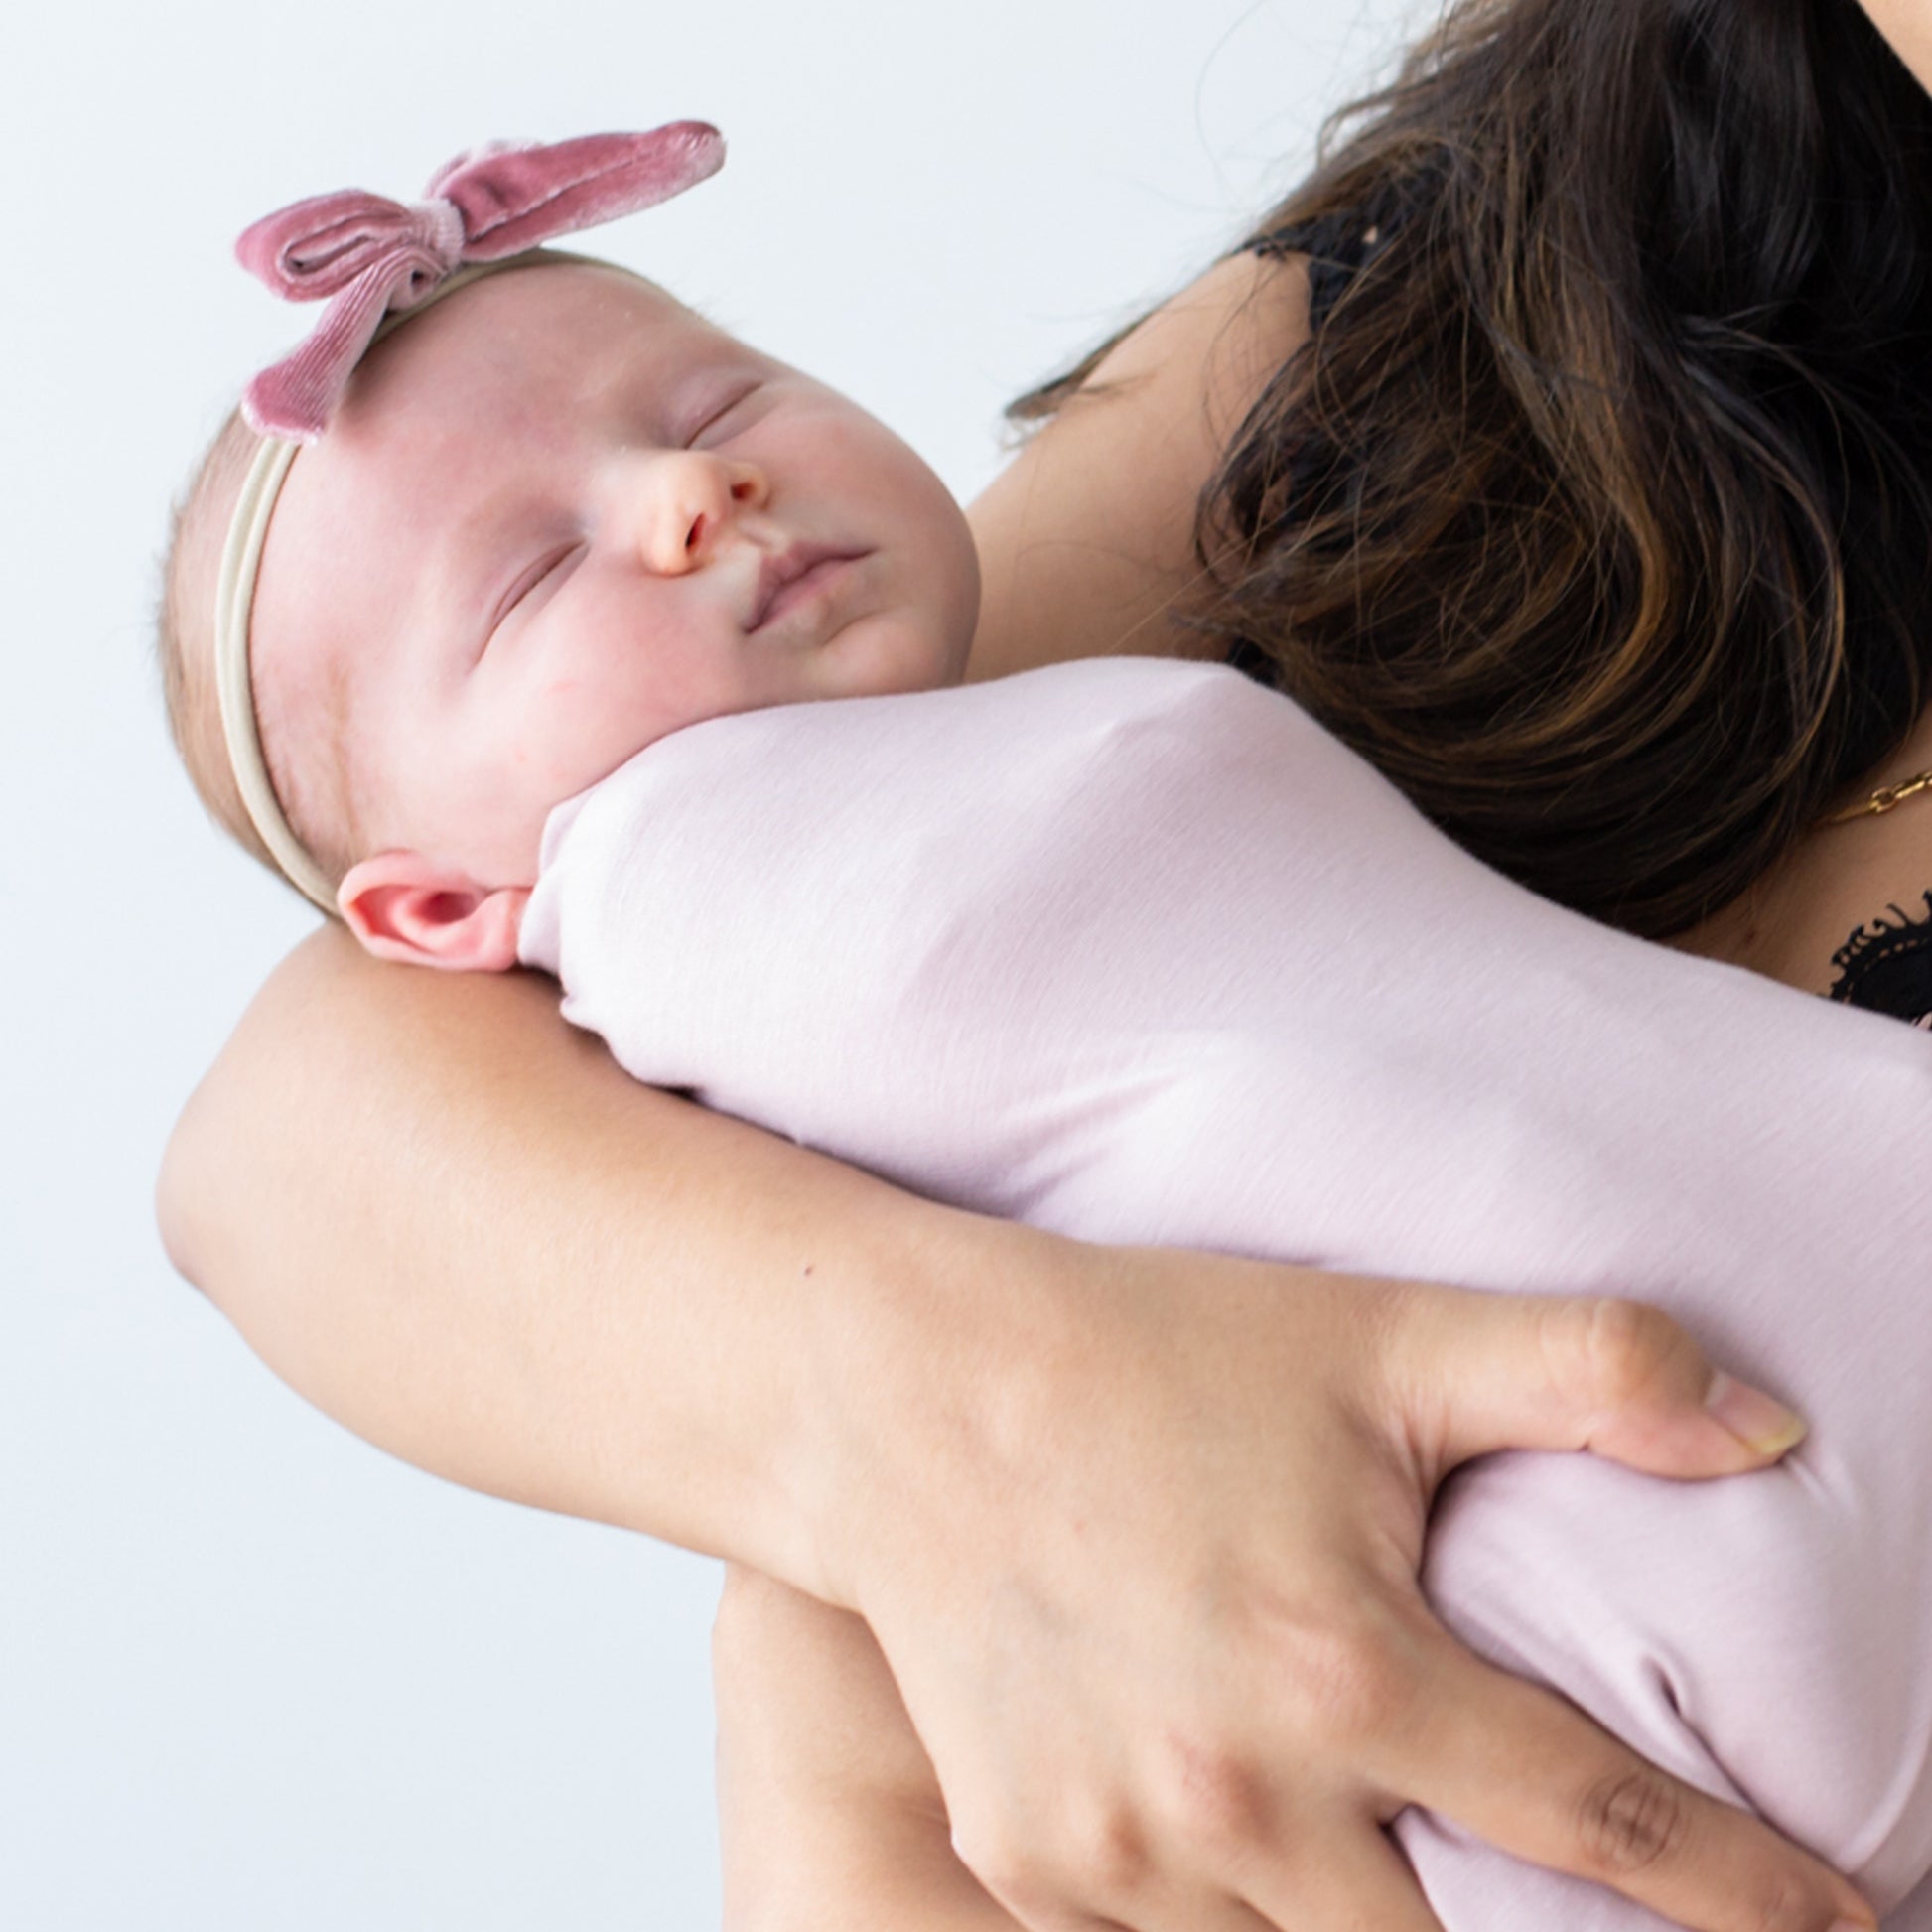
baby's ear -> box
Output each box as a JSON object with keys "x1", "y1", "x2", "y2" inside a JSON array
[{"x1": 337, "y1": 852, "x2": 531, "y2": 973}]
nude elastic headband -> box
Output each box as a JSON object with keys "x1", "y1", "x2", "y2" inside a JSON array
[{"x1": 212, "y1": 125, "x2": 726, "y2": 911}]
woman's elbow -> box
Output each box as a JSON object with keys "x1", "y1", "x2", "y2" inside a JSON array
[
  {"x1": 151, "y1": 924, "x2": 359, "y2": 1299},
  {"x1": 155, "y1": 1071, "x2": 226, "y2": 1295}
]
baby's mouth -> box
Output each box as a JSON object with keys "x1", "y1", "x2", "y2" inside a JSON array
[{"x1": 749, "y1": 543, "x2": 871, "y2": 632}]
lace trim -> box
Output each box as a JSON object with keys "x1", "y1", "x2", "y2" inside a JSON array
[{"x1": 1827, "y1": 891, "x2": 1932, "y2": 1030}]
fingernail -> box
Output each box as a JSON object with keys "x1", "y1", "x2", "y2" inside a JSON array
[{"x1": 1704, "y1": 1371, "x2": 1809, "y2": 1455}]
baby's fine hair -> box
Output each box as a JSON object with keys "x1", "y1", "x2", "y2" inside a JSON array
[{"x1": 156, "y1": 409, "x2": 362, "y2": 914}]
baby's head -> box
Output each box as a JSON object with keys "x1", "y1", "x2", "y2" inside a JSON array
[{"x1": 162, "y1": 133, "x2": 980, "y2": 970}]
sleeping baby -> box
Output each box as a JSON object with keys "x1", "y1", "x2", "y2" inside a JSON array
[{"x1": 163, "y1": 129, "x2": 1932, "y2": 1930}]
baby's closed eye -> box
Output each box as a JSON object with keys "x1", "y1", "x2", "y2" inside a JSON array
[
  {"x1": 487, "y1": 543, "x2": 586, "y2": 645},
  {"x1": 682, "y1": 380, "x2": 764, "y2": 449}
]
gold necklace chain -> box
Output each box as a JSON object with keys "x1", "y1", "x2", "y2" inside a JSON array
[{"x1": 1825, "y1": 765, "x2": 1932, "y2": 826}]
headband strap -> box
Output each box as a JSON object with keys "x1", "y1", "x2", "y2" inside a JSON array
[
  {"x1": 213, "y1": 432, "x2": 330, "y2": 907},
  {"x1": 213, "y1": 127, "x2": 725, "y2": 912}
]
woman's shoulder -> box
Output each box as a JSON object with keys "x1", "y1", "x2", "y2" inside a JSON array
[
  {"x1": 1241, "y1": 203, "x2": 1399, "y2": 341},
  {"x1": 964, "y1": 250, "x2": 1312, "y2": 685},
  {"x1": 1238, "y1": 158, "x2": 1431, "y2": 314}
]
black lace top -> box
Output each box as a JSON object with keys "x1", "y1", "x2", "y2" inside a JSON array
[{"x1": 1828, "y1": 895, "x2": 1932, "y2": 1030}]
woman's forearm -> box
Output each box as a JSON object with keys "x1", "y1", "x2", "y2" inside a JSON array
[{"x1": 156, "y1": 922, "x2": 1051, "y2": 1602}]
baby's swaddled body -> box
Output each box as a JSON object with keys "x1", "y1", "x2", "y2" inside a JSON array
[{"x1": 518, "y1": 656, "x2": 1932, "y2": 1929}]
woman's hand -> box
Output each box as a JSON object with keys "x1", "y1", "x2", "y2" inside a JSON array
[
  {"x1": 818, "y1": 1233, "x2": 1876, "y2": 1932},
  {"x1": 715, "y1": 1566, "x2": 1016, "y2": 1932}
]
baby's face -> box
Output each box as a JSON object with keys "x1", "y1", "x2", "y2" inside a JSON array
[{"x1": 250, "y1": 259, "x2": 980, "y2": 917}]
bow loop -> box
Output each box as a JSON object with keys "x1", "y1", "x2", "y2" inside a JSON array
[
  {"x1": 235, "y1": 190, "x2": 465, "y2": 302},
  {"x1": 234, "y1": 124, "x2": 725, "y2": 439},
  {"x1": 430, "y1": 126, "x2": 725, "y2": 260}
]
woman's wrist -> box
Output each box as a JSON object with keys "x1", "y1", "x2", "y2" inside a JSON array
[{"x1": 792, "y1": 1203, "x2": 1092, "y2": 1613}]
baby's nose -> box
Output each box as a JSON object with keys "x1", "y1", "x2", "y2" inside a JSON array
[{"x1": 635, "y1": 452, "x2": 770, "y2": 575}]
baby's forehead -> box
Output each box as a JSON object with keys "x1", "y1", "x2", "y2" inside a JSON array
[
  {"x1": 313, "y1": 266, "x2": 698, "y2": 510},
  {"x1": 365, "y1": 258, "x2": 700, "y2": 406}
]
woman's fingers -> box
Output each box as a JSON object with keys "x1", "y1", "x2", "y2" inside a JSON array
[
  {"x1": 1378, "y1": 1283, "x2": 1812, "y2": 1487},
  {"x1": 1372, "y1": 1283, "x2": 1877, "y2": 1929},
  {"x1": 1243, "y1": 1820, "x2": 1449, "y2": 1932},
  {"x1": 1051, "y1": 1898, "x2": 1351, "y2": 1932},
  {"x1": 1390, "y1": 1624, "x2": 1878, "y2": 1932},
  {"x1": 1009, "y1": 1837, "x2": 1444, "y2": 1932}
]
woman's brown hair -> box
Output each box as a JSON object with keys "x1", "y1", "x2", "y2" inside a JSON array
[{"x1": 1018, "y1": 0, "x2": 1932, "y2": 936}]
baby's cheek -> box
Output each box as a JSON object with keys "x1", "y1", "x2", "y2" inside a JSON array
[
  {"x1": 520, "y1": 701, "x2": 590, "y2": 783},
  {"x1": 517, "y1": 682, "x2": 659, "y2": 800}
]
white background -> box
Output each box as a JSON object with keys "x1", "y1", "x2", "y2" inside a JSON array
[{"x1": 1, "y1": 2, "x2": 1415, "y2": 1924}]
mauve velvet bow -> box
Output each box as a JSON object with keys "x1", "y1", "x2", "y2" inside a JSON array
[{"x1": 235, "y1": 125, "x2": 726, "y2": 440}]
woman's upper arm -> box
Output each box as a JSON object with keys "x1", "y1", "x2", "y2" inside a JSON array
[
  {"x1": 155, "y1": 920, "x2": 1002, "y2": 1593},
  {"x1": 963, "y1": 247, "x2": 1310, "y2": 684}
]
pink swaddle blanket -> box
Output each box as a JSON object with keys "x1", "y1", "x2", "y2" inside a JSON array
[{"x1": 517, "y1": 656, "x2": 1932, "y2": 1928}]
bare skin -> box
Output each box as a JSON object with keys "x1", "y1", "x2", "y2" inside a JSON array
[
  {"x1": 1861, "y1": 0, "x2": 1932, "y2": 94},
  {"x1": 159, "y1": 251, "x2": 1881, "y2": 1932},
  {"x1": 1673, "y1": 698, "x2": 1932, "y2": 999}
]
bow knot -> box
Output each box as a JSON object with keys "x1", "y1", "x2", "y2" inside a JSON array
[
  {"x1": 234, "y1": 125, "x2": 725, "y2": 441},
  {"x1": 235, "y1": 191, "x2": 469, "y2": 304}
]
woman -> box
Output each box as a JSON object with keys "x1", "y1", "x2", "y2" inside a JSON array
[{"x1": 159, "y1": 0, "x2": 1932, "y2": 1927}]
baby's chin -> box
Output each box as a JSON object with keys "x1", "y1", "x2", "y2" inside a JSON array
[{"x1": 821, "y1": 605, "x2": 975, "y2": 701}]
